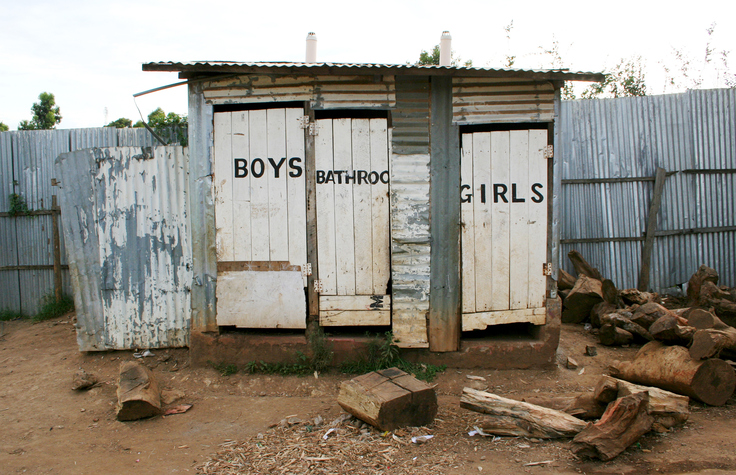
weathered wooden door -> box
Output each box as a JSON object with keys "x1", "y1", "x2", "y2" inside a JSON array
[
  {"x1": 314, "y1": 118, "x2": 391, "y2": 326},
  {"x1": 460, "y1": 129, "x2": 548, "y2": 331},
  {"x1": 213, "y1": 108, "x2": 307, "y2": 328}
]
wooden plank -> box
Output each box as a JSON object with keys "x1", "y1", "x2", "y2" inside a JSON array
[
  {"x1": 285, "y1": 108, "x2": 307, "y2": 275},
  {"x1": 217, "y1": 261, "x2": 301, "y2": 272},
  {"x1": 315, "y1": 118, "x2": 337, "y2": 294},
  {"x1": 267, "y1": 109, "x2": 289, "y2": 261},
  {"x1": 320, "y1": 310, "x2": 391, "y2": 326},
  {"x1": 213, "y1": 111, "x2": 234, "y2": 261},
  {"x1": 463, "y1": 307, "x2": 547, "y2": 331},
  {"x1": 638, "y1": 167, "x2": 667, "y2": 291},
  {"x1": 248, "y1": 109, "x2": 270, "y2": 261},
  {"x1": 528, "y1": 129, "x2": 548, "y2": 308},
  {"x1": 305, "y1": 104, "x2": 320, "y2": 320},
  {"x1": 215, "y1": 270, "x2": 306, "y2": 329},
  {"x1": 370, "y1": 118, "x2": 391, "y2": 295},
  {"x1": 472, "y1": 132, "x2": 493, "y2": 312},
  {"x1": 460, "y1": 133, "x2": 476, "y2": 313},
  {"x1": 332, "y1": 118, "x2": 356, "y2": 296},
  {"x1": 509, "y1": 130, "x2": 529, "y2": 310},
  {"x1": 231, "y1": 111, "x2": 252, "y2": 261},
  {"x1": 490, "y1": 131, "x2": 511, "y2": 310},
  {"x1": 352, "y1": 118, "x2": 373, "y2": 295},
  {"x1": 51, "y1": 196, "x2": 62, "y2": 302},
  {"x1": 320, "y1": 294, "x2": 391, "y2": 311}
]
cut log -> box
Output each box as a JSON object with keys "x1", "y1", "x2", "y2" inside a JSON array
[
  {"x1": 568, "y1": 250, "x2": 603, "y2": 281},
  {"x1": 590, "y1": 302, "x2": 618, "y2": 328},
  {"x1": 687, "y1": 265, "x2": 720, "y2": 305},
  {"x1": 460, "y1": 388, "x2": 587, "y2": 438},
  {"x1": 599, "y1": 323, "x2": 634, "y2": 346},
  {"x1": 337, "y1": 367, "x2": 437, "y2": 431},
  {"x1": 685, "y1": 308, "x2": 729, "y2": 330},
  {"x1": 562, "y1": 275, "x2": 604, "y2": 324},
  {"x1": 620, "y1": 289, "x2": 656, "y2": 306},
  {"x1": 689, "y1": 328, "x2": 736, "y2": 360},
  {"x1": 700, "y1": 281, "x2": 734, "y2": 302},
  {"x1": 697, "y1": 282, "x2": 736, "y2": 326},
  {"x1": 522, "y1": 393, "x2": 607, "y2": 420},
  {"x1": 594, "y1": 375, "x2": 619, "y2": 404},
  {"x1": 572, "y1": 392, "x2": 654, "y2": 461},
  {"x1": 116, "y1": 361, "x2": 162, "y2": 421},
  {"x1": 600, "y1": 313, "x2": 653, "y2": 342},
  {"x1": 601, "y1": 279, "x2": 620, "y2": 306},
  {"x1": 558, "y1": 268, "x2": 577, "y2": 291},
  {"x1": 614, "y1": 378, "x2": 689, "y2": 428},
  {"x1": 649, "y1": 315, "x2": 695, "y2": 346},
  {"x1": 630, "y1": 302, "x2": 675, "y2": 330},
  {"x1": 609, "y1": 341, "x2": 736, "y2": 406}
]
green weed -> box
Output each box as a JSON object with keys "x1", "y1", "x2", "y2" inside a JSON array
[
  {"x1": 0, "y1": 308, "x2": 26, "y2": 321},
  {"x1": 209, "y1": 361, "x2": 239, "y2": 376},
  {"x1": 33, "y1": 293, "x2": 74, "y2": 322},
  {"x1": 308, "y1": 326, "x2": 334, "y2": 373}
]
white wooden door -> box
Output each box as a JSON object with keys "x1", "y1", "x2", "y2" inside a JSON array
[
  {"x1": 213, "y1": 108, "x2": 307, "y2": 329},
  {"x1": 461, "y1": 129, "x2": 548, "y2": 331},
  {"x1": 315, "y1": 118, "x2": 391, "y2": 326}
]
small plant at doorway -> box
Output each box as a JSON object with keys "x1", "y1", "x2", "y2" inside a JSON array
[
  {"x1": 33, "y1": 293, "x2": 74, "y2": 322},
  {"x1": 308, "y1": 326, "x2": 334, "y2": 374},
  {"x1": 340, "y1": 332, "x2": 447, "y2": 382},
  {"x1": 209, "y1": 361, "x2": 239, "y2": 377}
]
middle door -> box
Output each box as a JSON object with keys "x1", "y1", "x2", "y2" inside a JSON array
[{"x1": 315, "y1": 118, "x2": 391, "y2": 326}]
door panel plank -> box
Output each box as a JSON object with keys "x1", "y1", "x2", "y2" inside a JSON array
[
  {"x1": 460, "y1": 133, "x2": 475, "y2": 313},
  {"x1": 490, "y1": 131, "x2": 511, "y2": 310},
  {"x1": 332, "y1": 118, "x2": 356, "y2": 296},
  {"x1": 370, "y1": 118, "x2": 391, "y2": 295},
  {"x1": 315, "y1": 119, "x2": 337, "y2": 294},
  {"x1": 286, "y1": 108, "x2": 307, "y2": 275},
  {"x1": 528, "y1": 129, "x2": 548, "y2": 308},
  {"x1": 472, "y1": 132, "x2": 493, "y2": 311},
  {"x1": 352, "y1": 119, "x2": 373, "y2": 294},
  {"x1": 249, "y1": 109, "x2": 270, "y2": 261},
  {"x1": 267, "y1": 109, "x2": 289, "y2": 261},
  {"x1": 213, "y1": 112, "x2": 234, "y2": 261},
  {"x1": 509, "y1": 130, "x2": 530, "y2": 310},
  {"x1": 232, "y1": 111, "x2": 252, "y2": 261}
]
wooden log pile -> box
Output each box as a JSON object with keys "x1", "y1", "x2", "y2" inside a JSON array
[{"x1": 461, "y1": 373, "x2": 692, "y2": 461}]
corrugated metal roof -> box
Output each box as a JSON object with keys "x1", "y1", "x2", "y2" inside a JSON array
[{"x1": 143, "y1": 61, "x2": 604, "y2": 82}]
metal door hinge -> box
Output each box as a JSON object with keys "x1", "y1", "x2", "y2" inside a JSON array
[
  {"x1": 302, "y1": 263, "x2": 312, "y2": 278},
  {"x1": 313, "y1": 279, "x2": 323, "y2": 293},
  {"x1": 298, "y1": 116, "x2": 310, "y2": 128},
  {"x1": 308, "y1": 123, "x2": 319, "y2": 136},
  {"x1": 543, "y1": 263, "x2": 553, "y2": 276},
  {"x1": 543, "y1": 145, "x2": 554, "y2": 159}
]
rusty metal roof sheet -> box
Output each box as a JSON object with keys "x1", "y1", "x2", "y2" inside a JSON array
[{"x1": 142, "y1": 61, "x2": 604, "y2": 82}]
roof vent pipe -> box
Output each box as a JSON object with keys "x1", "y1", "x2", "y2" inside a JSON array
[
  {"x1": 306, "y1": 32, "x2": 317, "y2": 63},
  {"x1": 439, "y1": 31, "x2": 452, "y2": 66}
]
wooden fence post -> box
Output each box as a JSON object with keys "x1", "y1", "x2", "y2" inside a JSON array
[
  {"x1": 52, "y1": 188, "x2": 62, "y2": 302},
  {"x1": 637, "y1": 167, "x2": 667, "y2": 291}
]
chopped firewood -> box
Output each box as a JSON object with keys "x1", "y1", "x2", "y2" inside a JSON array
[
  {"x1": 557, "y1": 268, "x2": 577, "y2": 291},
  {"x1": 460, "y1": 388, "x2": 587, "y2": 438},
  {"x1": 687, "y1": 265, "x2": 720, "y2": 305},
  {"x1": 337, "y1": 368, "x2": 437, "y2": 431},
  {"x1": 600, "y1": 313, "x2": 653, "y2": 342},
  {"x1": 116, "y1": 361, "x2": 162, "y2": 421},
  {"x1": 523, "y1": 394, "x2": 607, "y2": 420},
  {"x1": 649, "y1": 315, "x2": 695, "y2": 345},
  {"x1": 572, "y1": 392, "x2": 654, "y2": 461},
  {"x1": 689, "y1": 328, "x2": 736, "y2": 360},
  {"x1": 620, "y1": 289, "x2": 656, "y2": 306},
  {"x1": 614, "y1": 378, "x2": 689, "y2": 428},
  {"x1": 609, "y1": 341, "x2": 736, "y2": 406},
  {"x1": 562, "y1": 275, "x2": 604, "y2": 324},
  {"x1": 568, "y1": 250, "x2": 603, "y2": 281},
  {"x1": 699, "y1": 282, "x2": 736, "y2": 326},
  {"x1": 590, "y1": 302, "x2": 618, "y2": 328},
  {"x1": 599, "y1": 323, "x2": 634, "y2": 346}
]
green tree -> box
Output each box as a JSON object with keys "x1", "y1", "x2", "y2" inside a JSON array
[
  {"x1": 135, "y1": 107, "x2": 188, "y2": 145},
  {"x1": 578, "y1": 57, "x2": 647, "y2": 99},
  {"x1": 106, "y1": 117, "x2": 132, "y2": 128},
  {"x1": 18, "y1": 92, "x2": 62, "y2": 130},
  {"x1": 0, "y1": 122, "x2": 8, "y2": 132},
  {"x1": 415, "y1": 45, "x2": 473, "y2": 67}
]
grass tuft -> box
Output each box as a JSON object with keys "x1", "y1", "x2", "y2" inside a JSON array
[
  {"x1": 33, "y1": 293, "x2": 74, "y2": 322},
  {"x1": 0, "y1": 308, "x2": 26, "y2": 321}
]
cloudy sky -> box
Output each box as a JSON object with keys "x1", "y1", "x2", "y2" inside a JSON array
[{"x1": 1, "y1": 0, "x2": 734, "y2": 129}]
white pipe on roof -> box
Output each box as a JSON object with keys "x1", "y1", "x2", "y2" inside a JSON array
[
  {"x1": 440, "y1": 31, "x2": 452, "y2": 67},
  {"x1": 306, "y1": 32, "x2": 317, "y2": 63}
]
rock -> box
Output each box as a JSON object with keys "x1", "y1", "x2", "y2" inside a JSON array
[
  {"x1": 161, "y1": 389, "x2": 185, "y2": 405},
  {"x1": 585, "y1": 346, "x2": 598, "y2": 357},
  {"x1": 72, "y1": 370, "x2": 98, "y2": 391}
]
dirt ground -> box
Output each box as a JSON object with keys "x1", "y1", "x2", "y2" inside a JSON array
[{"x1": 1, "y1": 315, "x2": 736, "y2": 475}]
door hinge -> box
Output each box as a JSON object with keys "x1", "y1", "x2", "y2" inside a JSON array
[
  {"x1": 313, "y1": 279, "x2": 323, "y2": 293},
  {"x1": 308, "y1": 123, "x2": 319, "y2": 136},
  {"x1": 302, "y1": 263, "x2": 312, "y2": 278},
  {"x1": 543, "y1": 145, "x2": 554, "y2": 159},
  {"x1": 298, "y1": 116, "x2": 310, "y2": 129},
  {"x1": 543, "y1": 263, "x2": 553, "y2": 276}
]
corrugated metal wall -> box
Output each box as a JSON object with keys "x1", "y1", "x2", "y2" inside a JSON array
[
  {"x1": 55, "y1": 146, "x2": 191, "y2": 351},
  {"x1": 557, "y1": 88, "x2": 736, "y2": 290},
  {"x1": 0, "y1": 127, "x2": 168, "y2": 315},
  {"x1": 453, "y1": 77, "x2": 556, "y2": 124}
]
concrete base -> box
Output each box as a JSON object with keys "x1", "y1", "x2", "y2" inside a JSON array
[{"x1": 191, "y1": 297, "x2": 561, "y2": 370}]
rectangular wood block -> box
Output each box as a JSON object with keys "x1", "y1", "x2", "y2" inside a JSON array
[{"x1": 338, "y1": 367, "x2": 438, "y2": 431}]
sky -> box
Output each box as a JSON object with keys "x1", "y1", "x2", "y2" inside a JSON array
[{"x1": 1, "y1": 0, "x2": 735, "y2": 130}]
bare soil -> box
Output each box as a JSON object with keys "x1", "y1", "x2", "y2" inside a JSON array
[{"x1": 1, "y1": 315, "x2": 736, "y2": 474}]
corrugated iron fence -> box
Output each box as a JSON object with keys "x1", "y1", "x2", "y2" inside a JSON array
[
  {"x1": 557, "y1": 88, "x2": 736, "y2": 290},
  {"x1": 0, "y1": 128, "x2": 165, "y2": 314}
]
